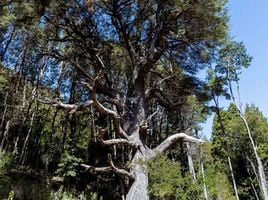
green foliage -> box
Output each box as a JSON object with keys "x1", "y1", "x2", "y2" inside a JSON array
[
  {"x1": 204, "y1": 166, "x2": 235, "y2": 200},
  {"x1": 50, "y1": 186, "x2": 97, "y2": 200},
  {"x1": 211, "y1": 103, "x2": 268, "y2": 199},
  {"x1": 6, "y1": 190, "x2": 15, "y2": 200},
  {"x1": 147, "y1": 154, "x2": 202, "y2": 200},
  {"x1": 56, "y1": 151, "x2": 83, "y2": 178},
  {"x1": 50, "y1": 186, "x2": 73, "y2": 200},
  {"x1": 0, "y1": 151, "x2": 12, "y2": 174},
  {"x1": 0, "y1": 67, "x2": 9, "y2": 91}
]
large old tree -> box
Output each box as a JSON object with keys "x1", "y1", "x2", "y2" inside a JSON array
[{"x1": 0, "y1": 0, "x2": 232, "y2": 199}]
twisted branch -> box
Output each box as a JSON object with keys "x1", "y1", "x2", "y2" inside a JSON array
[
  {"x1": 37, "y1": 97, "x2": 93, "y2": 113},
  {"x1": 153, "y1": 133, "x2": 204, "y2": 154},
  {"x1": 81, "y1": 154, "x2": 135, "y2": 180},
  {"x1": 92, "y1": 72, "x2": 130, "y2": 140},
  {"x1": 97, "y1": 128, "x2": 139, "y2": 148}
]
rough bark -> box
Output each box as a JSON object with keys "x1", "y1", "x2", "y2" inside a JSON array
[{"x1": 126, "y1": 150, "x2": 150, "y2": 200}]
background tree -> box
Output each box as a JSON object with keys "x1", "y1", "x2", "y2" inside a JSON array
[{"x1": 212, "y1": 103, "x2": 268, "y2": 199}]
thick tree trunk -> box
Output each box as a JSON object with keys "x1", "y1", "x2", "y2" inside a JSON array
[
  {"x1": 125, "y1": 131, "x2": 204, "y2": 199},
  {"x1": 126, "y1": 147, "x2": 150, "y2": 200}
]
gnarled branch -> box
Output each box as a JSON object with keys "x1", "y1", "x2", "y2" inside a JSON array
[
  {"x1": 153, "y1": 133, "x2": 204, "y2": 154},
  {"x1": 146, "y1": 88, "x2": 183, "y2": 109},
  {"x1": 97, "y1": 128, "x2": 139, "y2": 148},
  {"x1": 37, "y1": 97, "x2": 93, "y2": 113},
  {"x1": 92, "y1": 73, "x2": 130, "y2": 140},
  {"x1": 81, "y1": 154, "x2": 135, "y2": 180}
]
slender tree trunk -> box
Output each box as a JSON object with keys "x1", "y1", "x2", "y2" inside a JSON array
[
  {"x1": 246, "y1": 156, "x2": 261, "y2": 190},
  {"x1": 20, "y1": 111, "x2": 36, "y2": 164},
  {"x1": 251, "y1": 182, "x2": 260, "y2": 200},
  {"x1": 0, "y1": 92, "x2": 9, "y2": 137},
  {"x1": 247, "y1": 170, "x2": 260, "y2": 200},
  {"x1": 0, "y1": 26, "x2": 15, "y2": 62},
  {"x1": 21, "y1": 81, "x2": 27, "y2": 110},
  {"x1": 19, "y1": 58, "x2": 46, "y2": 163},
  {"x1": 111, "y1": 119, "x2": 117, "y2": 159},
  {"x1": 187, "y1": 142, "x2": 197, "y2": 182},
  {"x1": 200, "y1": 151, "x2": 208, "y2": 200},
  {"x1": 0, "y1": 120, "x2": 10, "y2": 152},
  {"x1": 241, "y1": 116, "x2": 268, "y2": 200},
  {"x1": 51, "y1": 109, "x2": 58, "y2": 142},
  {"x1": 91, "y1": 106, "x2": 96, "y2": 143},
  {"x1": 227, "y1": 70, "x2": 268, "y2": 200},
  {"x1": 0, "y1": 92, "x2": 8, "y2": 132},
  {"x1": 228, "y1": 156, "x2": 239, "y2": 200},
  {"x1": 13, "y1": 116, "x2": 27, "y2": 154}
]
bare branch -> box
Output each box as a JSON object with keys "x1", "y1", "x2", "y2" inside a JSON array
[
  {"x1": 107, "y1": 154, "x2": 135, "y2": 179},
  {"x1": 37, "y1": 97, "x2": 93, "y2": 113},
  {"x1": 153, "y1": 133, "x2": 204, "y2": 154},
  {"x1": 97, "y1": 128, "x2": 138, "y2": 148},
  {"x1": 81, "y1": 154, "x2": 135, "y2": 180},
  {"x1": 102, "y1": 98, "x2": 124, "y2": 111},
  {"x1": 92, "y1": 73, "x2": 120, "y2": 118},
  {"x1": 81, "y1": 164, "x2": 111, "y2": 173},
  {"x1": 158, "y1": 75, "x2": 175, "y2": 88},
  {"x1": 92, "y1": 73, "x2": 130, "y2": 140},
  {"x1": 41, "y1": 50, "x2": 93, "y2": 82},
  {"x1": 101, "y1": 139, "x2": 138, "y2": 147},
  {"x1": 146, "y1": 110, "x2": 158, "y2": 123},
  {"x1": 146, "y1": 88, "x2": 183, "y2": 109}
]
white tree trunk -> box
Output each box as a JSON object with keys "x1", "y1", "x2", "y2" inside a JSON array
[
  {"x1": 20, "y1": 111, "x2": 36, "y2": 164},
  {"x1": 240, "y1": 115, "x2": 268, "y2": 200},
  {"x1": 0, "y1": 92, "x2": 8, "y2": 133},
  {"x1": 0, "y1": 120, "x2": 10, "y2": 152},
  {"x1": 200, "y1": 152, "x2": 208, "y2": 200},
  {"x1": 187, "y1": 142, "x2": 196, "y2": 182},
  {"x1": 126, "y1": 160, "x2": 149, "y2": 200},
  {"x1": 227, "y1": 76, "x2": 268, "y2": 200},
  {"x1": 228, "y1": 156, "x2": 239, "y2": 200}
]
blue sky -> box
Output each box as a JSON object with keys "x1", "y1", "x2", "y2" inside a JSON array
[{"x1": 202, "y1": 0, "x2": 268, "y2": 139}]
